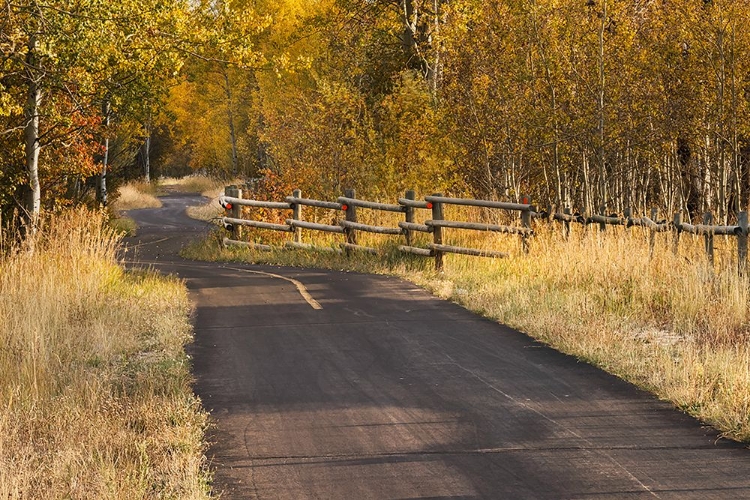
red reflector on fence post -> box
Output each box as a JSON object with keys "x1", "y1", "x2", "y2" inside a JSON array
[
  {"x1": 341, "y1": 204, "x2": 349, "y2": 211},
  {"x1": 225, "y1": 203, "x2": 233, "y2": 210},
  {"x1": 521, "y1": 197, "x2": 529, "y2": 205},
  {"x1": 426, "y1": 202, "x2": 433, "y2": 209}
]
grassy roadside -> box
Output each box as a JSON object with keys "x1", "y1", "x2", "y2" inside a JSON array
[
  {"x1": 183, "y1": 223, "x2": 750, "y2": 444},
  {"x1": 0, "y1": 210, "x2": 211, "y2": 498}
]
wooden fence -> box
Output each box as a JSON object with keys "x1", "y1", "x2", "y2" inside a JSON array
[
  {"x1": 220, "y1": 186, "x2": 537, "y2": 270},
  {"x1": 219, "y1": 185, "x2": 750, "y2": 274},
  {"x1": 550, "y1": 203, "x2": 749, "y2": 274}
]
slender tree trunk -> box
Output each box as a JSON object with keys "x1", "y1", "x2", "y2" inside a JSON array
[
  {"x1": 730, "y1": 20, "x2": 741, "y2": 214},
  {"x1": 553, "y1": 88, "x2": 562, "y2": 206},
  {"x1": 427, "y1": 0, "x2": 441, "y2": 96},
  {"x1": 97, "y1": 101, "x2": 110, "y2": 206},
  {"x1": 401, "y1": 0, "x2": 416, "y2": 54},
  {"x1": 24, "y1": 36, "x2": 42, "y2": 230},
  {"x1": 582, "y1": 151, "x2": 592, "y2": 215},
  {"x1": 143, "y1": 127, "x2": 151, "y2": 183},
  {"x1": 223, "y1": 70, "x2": 239, "y2": 176},
  {"x1": 530, "y1": 0, "x2": 562, "y2": 206},
  {"x1": 717, "y1": 26, "x2": 727, "y2": 222}
]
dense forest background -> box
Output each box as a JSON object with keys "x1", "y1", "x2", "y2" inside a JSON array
[{"x1": 3, "y1": 0, "x2": 750, "y2": 225}]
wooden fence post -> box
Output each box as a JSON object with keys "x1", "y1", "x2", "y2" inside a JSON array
[
  {"x1": 563, "y1": 206, "x2": 571, "y2": 240},
  {"x1": 404, "y1": 190, "x2": 415, "y2": 247},
  {"x1": 646, "y1": 207, "x2": 656, "y2": 257},
  {"x1": 624, "y1": 207, "x2": 632, "y2": 231},
  {"x1": 599, "y1": 204, "x2": 606, "y2": 232},
  {"x1": 704, "y1": 212, "x2": 714, "y2": 266},
  {"x1": 673, "y1": 212, "x2": 682, "y2": 255},
  {"x1": 520, "y1": 195, "x2": 531, "y2": 253},
  {"x1": 738, "y1": 211, "x2": 748, "y2": 276},
  {"x1": 224, "y1": 185, "x2": 242, "y2": 240},
  {"x1": 292, "y1": 189, "x2": 302, "y2": 244},
  {"x1": 234, "y1": 187, "x2": 243, "y2": 239},
  {"x1": 344, "y1": 188, "x2": 357, "y2": 255},
  {"x1": 431, "y1": 193, "x2": 444, "y2": 271},
  {"x1": 224, "y1": 185, "x2": 234, "y2": 237}
]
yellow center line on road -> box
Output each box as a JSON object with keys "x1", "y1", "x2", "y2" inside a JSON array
[
  {"x1": 222, "y1": 266, "x2": 323, "y2": 310},
  {"x1": 125, "y1": 259, "x2": 323, "y2": 310}
]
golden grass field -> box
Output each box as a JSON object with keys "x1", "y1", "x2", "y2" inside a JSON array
[
  {"x1": 111, "y1": 181, "x2": 163, "y2": 212},
  {"x1": 0, "y1": 210, "x2": 211, "y2": 499},
  {"x1": 184, "y1": 200, "x2": 750, "y2": 443},
  {"x1": 159, "y1": 176, "x2": 229, "y2": 196}
]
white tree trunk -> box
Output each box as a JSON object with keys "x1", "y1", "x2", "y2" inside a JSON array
[
  {"x1": 97, "y1": 101, "x2": 110, "y2": 206},
  {"x1": 143, "y1": 124, "x2": 151, "y2": 183},
  {"x1": 24, "y1": 37, "x2": 42, "y2": 231}
]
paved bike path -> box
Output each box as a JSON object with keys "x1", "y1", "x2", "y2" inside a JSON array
[{"x1": 125, "y1": 194, "x2": 750, "y2": 499}]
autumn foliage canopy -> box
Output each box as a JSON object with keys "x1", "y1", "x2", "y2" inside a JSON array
[{"x1": 3, "y1": 0, "x2": 750, "y2": 224}]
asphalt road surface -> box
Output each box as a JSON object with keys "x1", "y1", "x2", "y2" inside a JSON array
[{"x1": 125, "y1": 193, "x2": 750, "y2": 499}]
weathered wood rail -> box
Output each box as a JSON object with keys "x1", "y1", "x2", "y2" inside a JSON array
[
  {"x1": 421, "y1": 194, "x2": 535, "y2": 270},
  {"x1": 219, "y1": 186, "x2": 535, "y2": 269},
  {"x1": 221, "y1": 185, "x2": 750, "y2": 274}
]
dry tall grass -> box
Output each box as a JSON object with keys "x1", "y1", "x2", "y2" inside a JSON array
[
  {"x1": 186, "y1": 207, "x2": 750, "y2": 442},
  {"x1": 159, "y1": 176, "x2": 227, "y2": 195},
  {"x1": 185, "y1": 186, "x2": 226, "y2": 223},
  {"x1": 0, "y1": 210, "x2": 210, "y2": 498},
  {"x1": 112, "y1": 181, "x2": 162, "y2": 211}
]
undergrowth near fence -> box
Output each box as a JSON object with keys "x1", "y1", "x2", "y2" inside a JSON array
[
  {"x1": 183, "y1": 220, "x2": 750, "y2": 443},
  {"x1": 0, "y1": 209, "x2": 211, "y2": 498}
]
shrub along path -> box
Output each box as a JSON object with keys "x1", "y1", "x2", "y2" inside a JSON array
[{"x1": 126, "y1": 193, "x2": 750, "y2": 499}]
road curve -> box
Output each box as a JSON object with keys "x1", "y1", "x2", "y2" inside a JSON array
[{"x1": 125, "y1": 194, "x2": 750, "y2": 499}]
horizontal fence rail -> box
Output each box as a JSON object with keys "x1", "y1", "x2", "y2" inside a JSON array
[
  {"x1": 220, "y1": 195, "x2": 291, "y2": 210},
  {"x1": 587, "y1": 214, "x2": 625, "y2": 226},
  {"x1": 221, "y1": 186, "x2": 535, "y2": 269},
  {"x1": 425, "y1": 193, "x2": 535, "y2": 268},
  {"x1": 554, "y1": 213, "x2": 584, "y2": 223},
  {"x1": 627, "y1": 216, "x2": 670, "y2": 232},
  {"x1": 398, "y1": 221, "x2": 432, "y2": 233},
  {"x1": 339, "y1": 219, "x2": 403, "y2": 235},
  {"x1": 221, "y1": 216, "x2": 292, "y2": 232},
  {"x1": 424, "y1": 195, "x2": 532, "y2": 212},
  {"x1": 425, "y1": 219, "x2": 533, "y2": 236},
  {"x1": 285, "y1": 196, "x2": 342, "y2": 210},
  {"x1": 398, "y1": 198, "x2": 431, "y2": 209},
  {"x1": 338, "y1": 196, "x2": 405, "y2": 213},
  {"x1": 286, "y1": 219, "x2": 345, "y2": 234},
  {"x1": 430, "y1": 243, "x2": 509, "y2": 259},
  {"x1": 220, "y1": 185, "x2": 750, "y2": 273},
  {"x1": 677, "y1": 222, "x2": 743, "y2": 236},
  {"x1": 398, "y1": 245, "x2": 434, "y2": 256}
]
